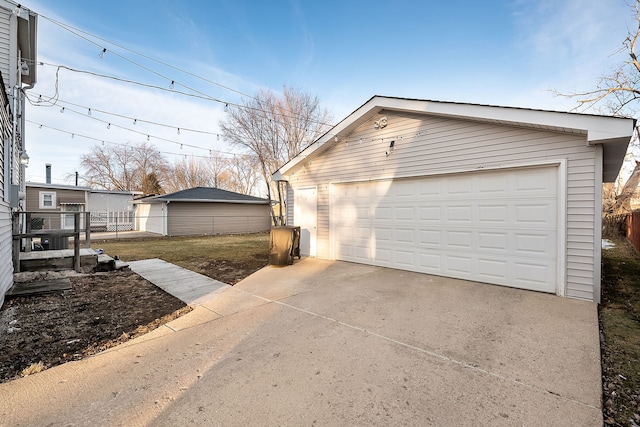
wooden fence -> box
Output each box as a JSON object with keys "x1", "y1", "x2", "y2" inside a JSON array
[{"x1": 628, "y1": 210, "x2": 640, "y2": 252}]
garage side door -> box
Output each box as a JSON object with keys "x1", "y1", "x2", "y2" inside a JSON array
[{"x1": 332, "y1": 167, "x2": 558, "y2": 293}]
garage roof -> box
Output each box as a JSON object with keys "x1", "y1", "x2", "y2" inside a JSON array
[
  {"x1": 274, "y1": 96, "x2": 636, "y2": 182},
  {"x1": 134, "y1": 187, "x2": 269, "y2": 204}
]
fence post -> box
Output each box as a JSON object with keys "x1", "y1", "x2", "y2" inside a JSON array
[
  {"x1": 12, "y1": 213, "x2": 21, "y2": 272},
  {"x1": 25, "y1": 212, "x2": 32, "y2": 252},
  {"x1": 74, "y1": 212, "x2": 81, "y2": 272},
  {"x1": 115, "y1": 214, "x2": 119, "y2": 239},
  {"x1": 85, "y1": 212, "x2": 91, "y2": 248}
]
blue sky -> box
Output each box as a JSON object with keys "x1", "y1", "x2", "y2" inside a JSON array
[{"x1": 17, "y1": 0, "x2": 634, "y2": 184}]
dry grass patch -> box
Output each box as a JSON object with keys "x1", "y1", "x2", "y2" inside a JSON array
[
  {"x1": 601, "y1": 238, "x2": 640, "y2": 426},
  {"x1": 91, "y1": 232, "x2": 270, "y2": 285}
]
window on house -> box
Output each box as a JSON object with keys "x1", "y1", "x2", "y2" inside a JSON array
[{"x1": 39, "y1": 191, "x2": 56, "y2": 209}]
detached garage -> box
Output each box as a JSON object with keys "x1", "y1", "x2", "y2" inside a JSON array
[
  {"x1": 133, "y1": 187, "x2": 271, "y2": 236},
  {"x1": 273, "y1": 96, "x2": 635, "y2": 302}
]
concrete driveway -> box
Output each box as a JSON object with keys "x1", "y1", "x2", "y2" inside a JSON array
[{"x1": 0, "y1": 258, "x2": 602, "y2": 426}]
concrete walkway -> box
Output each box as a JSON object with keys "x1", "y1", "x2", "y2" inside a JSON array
[
  {"x1": 0, "y1": 258, "x2": 603, "y2": 426},
  {"x1": 128, "y1": 258, "x2": 229, "y2": 305}
]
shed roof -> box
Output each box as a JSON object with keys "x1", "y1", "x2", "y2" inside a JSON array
[
  {"x1": 274, "y1": 96, "x2": 636, "y2": 182},
  {"x1": 134, "y1": 187, "x2": 269, "y2": 204}
]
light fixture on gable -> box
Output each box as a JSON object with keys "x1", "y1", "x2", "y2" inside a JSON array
[{"x1": 374, "y1": 116, "x2": 388, "y2": 130}]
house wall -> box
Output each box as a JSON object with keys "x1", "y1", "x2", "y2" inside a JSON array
[
  {"x1": 286, "y1": 110, "x2": 599, "y2": 301},
  {"x1": 0, "y1": 199, "x2": 11, "y2": 307},
  {"x1": 167, "y1": 202, "x2": 270, "y2": 236},
  {"x1": 0, "y1": 6, "x2": 11, "y2": 91},
  {"x1": 25, "y1": 185, "x2": 87, "y2": 229},
  {"x1": 136, "y1": 202, "x2": 165, "y2": 234}
]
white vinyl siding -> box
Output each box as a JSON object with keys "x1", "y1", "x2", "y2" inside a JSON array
[
  {"x1": 167, "y1": 202, "x2": 270, "y2": 236},
  {"x1": 0, "y1": 200, "x2": 12, "y2": 308},
  {"x1": 288, "y1": 111, "x2": 598, "y2": 301},
  {"x1": 136, "y1": 203, "x2": 164, "y2": 235},
  {"x1": 0, "y1": 7, "x2": 10, "y2": 91}
]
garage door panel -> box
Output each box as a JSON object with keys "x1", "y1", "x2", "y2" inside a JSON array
[
  {"x1": 419, "y1": 230, "x2": 441, "y2": 246},
  {"x1": 477, "y1": 258, "x2": 508, "y2": 280},
  {"x1": 478, "y1": 174, "x2": 509, "y2": 194},
  {"x1": 447, "y1": 205, "x2": 473, "y2": 222},
  {"x1": 333, "y1": 166, "x2": 558, "y2": 293},
  {"x1": 374, "y1": 206, "x2": 392, "y2": 220},
  {"x1": 478, "y1": 232, "x2": 508, "y2": 251},
  {"x1": 514, "y1": 203, "x2": 555, "y2": 225},
  {"x1": 395, "y1": 250, "x2": 415, "y2": 266},
  {"x1": 514, "y1": 233, "x2": 555, "y2": 256},
  {"x1": 445, "y1": 255, "x2": 473, "y2": 275},
  {"x1": 446, "y1": 176, "x2": 473, "y2": 195},
  {"x1": 419, "y1": 206, "x2": 441, "y2": 222},
  {"x1": 513, "y1": 261, "x2": 557, "y2": 291},
  {"x1": 395, "y1": 228, "x2": 415, "y2": 244},
  {"x1": 419, "y1": 180, "x2": 442, "y2": 196},
  {"x1": 478, "y1": 204, "x2": 509, "y2": 223},
  {"x1": 515, "y1": 169, "x2": 557, "y2": 194},
  {"x1": 446, "y1": 231, "x2": 472, "y2": 249}
]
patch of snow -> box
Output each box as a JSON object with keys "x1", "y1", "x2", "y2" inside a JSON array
[{"x1": 602, "y1": 239, "x2": 616, "y2": 250}]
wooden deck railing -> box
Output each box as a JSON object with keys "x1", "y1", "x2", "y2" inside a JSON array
[{"x1": 12, "y1": 212, "x2": 92, "y2": 273}]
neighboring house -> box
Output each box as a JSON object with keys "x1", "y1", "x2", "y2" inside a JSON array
[
  {"x1": 25, "y1": 182, "x2": 139, "y2": 231},
  {"x1": 133, "y1": 187, "x2": 271, "y2": 236},
  {"x1": 273, "y1": 96, "x2": 636, "y2": 303},
  {"x1": 0, "y1": 2, "x2": 37, "y2": 307},
  {"x1": 25, "y1": 182, "x2": 90, "y2": 230}
]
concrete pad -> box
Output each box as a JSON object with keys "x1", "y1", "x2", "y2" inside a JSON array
[
  {"x1": 129, "y1": 258, "x2": 228, "y2": 304},
  {"x1": 198, "y1": 287, "x2": 271, "y2": 317},
  {"x1": 162, "y1": 306, "x2": 222, "y2": 332},
  {"x1": 0, "y1": 259, "x2": 602, "y2": 426}
]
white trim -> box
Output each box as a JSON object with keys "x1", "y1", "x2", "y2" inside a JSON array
[
  {"x1": 327, "y1": 159, "x2": 567, "y2": 296},
  {"x1": 327, "y1": 158, "x2": 567, "y2": 185},
  {"x1": 38, "y1": 190, "x2": 56, "y2": 209},
  {"x1": 556, "y1": 159, "x2": 568, "y2": 297},
  {"x1": 293, "y1": 186, "x2": 318, "y2": 257},
  {"x1": 593, "y1": 145, "x2": 604, "y2": 303}
]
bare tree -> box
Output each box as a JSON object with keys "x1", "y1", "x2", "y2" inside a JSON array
[
  {"x1": 80, "y1": 142, "x2": 169, "y2": 192},
  {"x1": 555, "y1": 1, "x2": 640, "y2": 213},
  {"x1": 219, "y1": 86, "x2": 332, "y2": 224},
  {"x1": 224, "y1": 154, "x2": 261, "y2": 195},
  {"x1": 163, "y1": 157, "x2": 217, "y2": 193},
  {"x1": 554, "y1": 1, "x2": 640, "y2": 116}
]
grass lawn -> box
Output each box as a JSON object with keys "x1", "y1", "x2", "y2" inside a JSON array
[
  {"x1": 601, "y1": 238, "x2": 640, "y2": 426},
  {"x1": 90, "y1": 232, "x2": 270, "y2": 284}
]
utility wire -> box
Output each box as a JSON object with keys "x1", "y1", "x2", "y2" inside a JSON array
[
  {"x1": 32, "y1": 13, "x2": 336, "y2": 128},
  {"x1": 40, "y1": 14, "x2": 258, "y2": 101},
  {"x1": 25, "y1": 119, "x2": 248, "y2": 159},
  {"x1": 26, "y1": 91, "x2": 221, "y2": 136}
]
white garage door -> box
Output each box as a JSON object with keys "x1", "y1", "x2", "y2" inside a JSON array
[{"x1": 332, "y1": 167, "x2": 558, "y2": 293}]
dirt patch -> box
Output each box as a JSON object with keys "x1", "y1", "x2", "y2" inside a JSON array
[{"x1": 0, "y1": 269, "x2": 188, "y2": 384}]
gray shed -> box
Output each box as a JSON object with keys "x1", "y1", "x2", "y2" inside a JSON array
[{"x1": 133, "y1": 187, "x2": 271, "y2": 236}]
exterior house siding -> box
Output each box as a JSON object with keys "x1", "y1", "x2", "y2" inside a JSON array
[
  {"x1": 167, "y1": 202, "x2": 270, "y2": 236},
  {"x1": 25, "y1": 185, "x2": 88, "y2": 229},
  {"x1": 136, "y1": 203, "x2": 164, "y2": 234},
  {"x1": 0, "y1": 200, "x2": 11, "y2": 307},
  {"x1": 0, "y1": 7, "x2": 10, "y2": 91},
  {"x1": 287, "y1": 111, "x2": 599, "y2": 301}
]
